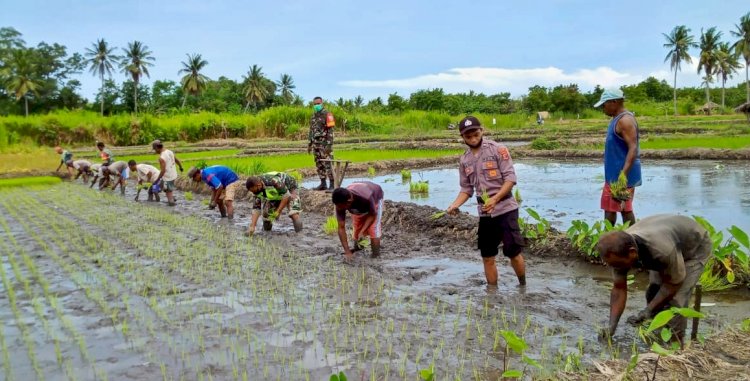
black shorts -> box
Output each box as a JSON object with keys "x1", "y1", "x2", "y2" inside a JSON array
[{"x1": 478, "y1": 208, "x2": 525, "y2": 258}]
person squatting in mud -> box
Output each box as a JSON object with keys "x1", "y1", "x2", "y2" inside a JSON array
[
  {"x1": 308, "y1": 96, "x2": 336, "y2": 191},
  {"x1": 188, "y1": 165, "x2": 242, "y2": 219},
  {"x1": 596, "y1": 214, "x2": 710, "y2": 345},
  {"x1": 332, "y1": 181, "x2": 384, "y2": 260},
  {"x1": 244, "y1": 171, "x2": 303, "y2": 236},
  {"x1": 594, "y1": 88, "x2": 641, "y2": 226},
  {"x1": 446, "y1": 116, "x2": 527, "y2": 287},
  {"x1": 129, "y1": 160, "x2": 162, "y2": 202}
]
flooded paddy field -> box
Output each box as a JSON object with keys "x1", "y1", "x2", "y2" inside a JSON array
[{"x1": 0, "y1": 180, "x2": 748, "y2": 380}]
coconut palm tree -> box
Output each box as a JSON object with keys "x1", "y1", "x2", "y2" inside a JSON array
[
  {"x1": 275, "y1": 73, "x2": 295, "y2": 105},
  {"x1": 697, "y1": 27, "x2": 723, "y2": 113},
  {"x1": 731, "y1": 12, "x2": 750, "y2": 103},
  {"x1": 715, "y1": 42, "x2": 742, "y2": 108},
  {"x1": 179, "y1": 53, "x2": 209, "y2": 108},
  {"x1": 119, "y1": 41, "x2": 155, "y2": 113},
  {"x1": 663, "y1": 25, "x2": 697, "y2": 115},
  {"x1": 6, "y1": 49, "x2": 40, "y2": 117},
  {"x1": 242, "y1": 64, "x2": 269, "y2": 112},
  {"x1": 85, "y1": 39, "x2": 118, "y2": 116}
]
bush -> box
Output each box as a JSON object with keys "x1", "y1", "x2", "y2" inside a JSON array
[{"x1": 530, "y1": 137, "x2": 560, "y2": 150}]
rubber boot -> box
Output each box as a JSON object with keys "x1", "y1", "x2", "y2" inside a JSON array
[
  {"x1": 326, "y1": 176, "x2": 335, "y2": 192},
  {"x1": 314, "y1": 178, "x2": 327, "y2": 191}
]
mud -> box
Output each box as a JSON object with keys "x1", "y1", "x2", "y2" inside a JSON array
[{"x1": 1, "y1": 177, "x2": 748, "y2": 380}]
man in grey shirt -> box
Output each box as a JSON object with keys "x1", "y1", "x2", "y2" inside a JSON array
[
  {"x1": 596, "y1": 214, "x2": 711, "y2": 344},
  {"x1": 104, "y1": 161, "x2": 130, "y2": 194}
]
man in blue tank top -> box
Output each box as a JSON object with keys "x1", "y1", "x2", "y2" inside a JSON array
[{"x1": 594, "y1": 88, "x2": 641, "y2": 226}]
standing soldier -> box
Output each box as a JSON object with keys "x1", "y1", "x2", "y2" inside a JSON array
[
  {"x1": 446, "y1": 116, "x2": 526, "y2": 287},
  {"x1": 307, "y1": 96, "x2": 335, "y2": 191}
]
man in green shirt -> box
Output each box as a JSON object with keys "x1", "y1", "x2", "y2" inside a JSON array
[{"x1": 55, "y1": 146, "x2": 74, "y2": 176}]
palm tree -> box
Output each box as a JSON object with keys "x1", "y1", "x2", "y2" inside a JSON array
[
  {"x1": 179, "y1": 53, "x2": 209, "y2": 108},
  {"x1": 6, "y1": 50, "x2": 41, "y2": 117},
  {"x1": 697, "y1": 27, "x2": 723, "y2": 113},
  {"x1": 85, "y1": 39, "x2": 118, "y2": 116},
  {"x1": 275, "y1": 73, "x2": 295, "y2": 105},
  {"x1": 119, "y1": 41, "x2": 155, "y2": 113},
  {"x1": 242, "y1": 64, "x2": 269, "y2": 112},
  {"x1": 354, "y1": 95, "x2": 364, "y2": 109},
  {"x1": 663, "y1": 25, "x2": 697, "y2": 115},
  {"x1": 715, "y1": 42, "x2": 742, "y2": 108},
  {"x1": 731, "y1": 12, "x2": 750, "y2": 103}
]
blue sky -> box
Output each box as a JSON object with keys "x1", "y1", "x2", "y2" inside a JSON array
[{"x1": 2, "y1": 0, "x2": 748, "y2": 102}]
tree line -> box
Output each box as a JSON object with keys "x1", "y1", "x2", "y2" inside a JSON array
[{"x1": 1, "y1": 12, "x2": 749, "y2": 118}]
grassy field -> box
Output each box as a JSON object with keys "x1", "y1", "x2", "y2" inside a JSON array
[
  {"x1": 641, "y1": 135, "x2": 750, "y2": 150},
  {"x1": 0, "y1": 176, "x2": 62, "y2": 187}
]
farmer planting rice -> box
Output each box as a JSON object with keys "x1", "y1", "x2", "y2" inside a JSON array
[
  {"x1": 103, "y1": 160, "x2": 130, "y2": 194},
  {"x1": 54, "y1": 146, "x2": 74, "y2": 175},
  {"x1": 596, "y1": 214, "x2": 710, "y2": 345},
  {"x1": 151, "y1": 140, "x2": 184, "y2": 207},
  {"x1": 446, "y1": 116, "x2": 526, "y2": 287},
  {"x1": 245, "y1": 172, "x2": 303, "y2": 236},
  {"x1": 332, "y1": 181, "x2": 384, "y2": 259},
  {"x1": 66, "y1": 159, "x2": 93, "y2": 183},
  {"x1": 96, "y1": 141, "x2": 114, "y2": 167},
  {"x1": 594, "y1": 88, "x2": 641, "y2": 226},
  {"x1": 188, "y1": 165, "x2": 241, "y2": 219},
  {"x1": 88, "y1": 163, "x2": 107, "y2": 189},
  {"x1": 129, "y1": 160, "x2": 162, "y2": 202}
]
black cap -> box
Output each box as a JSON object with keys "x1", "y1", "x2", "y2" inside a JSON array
[{"x1": 458, "y1": 116, "x2": 482, "y2": 135}]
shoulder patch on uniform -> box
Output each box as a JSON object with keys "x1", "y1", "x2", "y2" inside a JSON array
[{"x1": 499, "y1": 147, "x2": 510, "y2": 160}]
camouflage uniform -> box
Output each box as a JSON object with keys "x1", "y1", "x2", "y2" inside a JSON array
[
  {"x1": 309, "y1": 108, "x2": 335, "y2": 182},
  {"x1": 251, "y1": 172, "x2": 302, "y2": 217}
]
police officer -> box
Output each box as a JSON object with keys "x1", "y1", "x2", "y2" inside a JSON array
[{"x1": 307, "y1": 96, "x2": 335, "y2": 191}]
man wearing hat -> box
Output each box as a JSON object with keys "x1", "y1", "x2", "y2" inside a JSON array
[
  {"x1": 445, "y1": 116, "x2": 526, "y2": 287},
  {"x1": 151, "y1": 140, "x2": 183, "y2": 207},
  {"x1": 594, "y1": 88, "x2": 641, "y2": 227}
]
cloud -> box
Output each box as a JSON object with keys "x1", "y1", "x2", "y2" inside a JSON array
[
  {"x1": 339, "y1": 66, "x2": 644, "y2": 96},
  {"x1": 339, "y1": 57, "x2": 724, "y2": 97}
]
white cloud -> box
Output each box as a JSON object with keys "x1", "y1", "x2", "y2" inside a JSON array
[
  {"x1": 339, "y1": 66, "x2": 643, "y2": 96},
  {"x1": 338, "y1": 56, "x2": 739, "y2": 97}
]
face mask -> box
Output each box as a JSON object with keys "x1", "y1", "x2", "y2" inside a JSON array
[{"x1": 313, "y1": 104, "x2": 323, "y2": 112}]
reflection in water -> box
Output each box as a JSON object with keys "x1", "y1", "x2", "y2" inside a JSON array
[{"x1": 305, "y1": 159, "x2": 750, "y2": 233}]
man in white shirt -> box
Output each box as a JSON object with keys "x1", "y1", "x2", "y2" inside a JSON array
[
  {"x1": 129, "y1": 160, "x2": 161, "y2": 202},
  {"x1": 151, "y1": 140, "x2": 184, "y2": 206}
]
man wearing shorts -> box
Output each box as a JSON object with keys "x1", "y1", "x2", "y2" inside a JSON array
[
  {"x1": 594, "y1": 88, "x2": 641, "y2": 226},
  {"x1": 104, "y1": 160, "x2": 130, "y2": 194},
  {"x1": 596, "y1": 214, "x2": 710, "y2": 345},
  {"x1": 188, "y1": 165, "x2": 241, "y2": 219},
  {"x1": 446, "y1": 116, "x2": 526, "y2": 286},
  {"x1": 332, "y1": 181, "x2": 384, "y2": 259},
  {"x1": 66, "y1": 159, "x2": 92, "y2": 183},
  {"x1": 152, "y1": 140, "x2": 183, "y2": 207},
  {"x1": 129, "y1": 160, "x2": 161, "y2": 202}
]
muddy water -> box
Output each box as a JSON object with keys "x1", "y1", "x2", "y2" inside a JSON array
[{"x1": 306, "y1": 159, "x2": 750, "y2": 233}]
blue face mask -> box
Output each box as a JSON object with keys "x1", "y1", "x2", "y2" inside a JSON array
[{"x1": 313, "y1": 104, "x2": 323, "y2": 112}]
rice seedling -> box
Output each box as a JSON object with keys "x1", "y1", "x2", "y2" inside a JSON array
[
  {"x1": 367, "y1": 166, "x2": 376, "y2": 177},
  {"x1": 401, "y1": 169, "x2": 412, "y2": 180},
  {"x1": 608, "y1": 171, "x2": 631, "y2": 201},
  {"x1": 431, "y1": 211, "x2": 446, "y2": 219},
  {"x1": 410, "y1": 180, "x2": 429, "y2": 194},
  {"x1": 184, "y1": 191, "x2": 194, "y2": 201},
  {"x1": 514, "y1": 188, "x2": 522, "y2": 204},
  {"x1": 324, "y1": 216, "x2": 339, "y2": 235}
]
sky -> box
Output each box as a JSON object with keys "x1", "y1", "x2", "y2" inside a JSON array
[{"x1": 2, "y1": 0, "x2": 748, "y2": 102}]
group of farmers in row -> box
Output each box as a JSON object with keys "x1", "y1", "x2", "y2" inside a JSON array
[{"x1": 55, "y1": 91, "x2": 709, "y2": 344}]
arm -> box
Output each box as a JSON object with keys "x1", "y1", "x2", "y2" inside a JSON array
[
  {"x1": 155, "y1": 157, "x2": 166, "y2": 183},
  {"x1": 482, "y1": 181, "x2": 515, "y2": 213},
  {"x1": 247, "y1": 210, "x2": 261, "y2": 235},
  {"x1": 447, "y1": 192, "x2": 471, "y2": 215},
  {"x1": 606, "y1": 270, "x2": 629, "y2": 336},
  {"x1": 336, "y1": 207, "x2": 352, "y2": 257},
  {"x1": 174, "y1": 156, "x2": 184, "y2": 172},
  {"x1": 355, "y1": 214, "x2": 377, "y2": 241},
  {"x1": 448, "y1": 163, "x2": 473, "y2": 214},
  {"x1": 56, "y1": 161, "x2": 64, "y2": 171},
  {"x1": 646, "y1": 280, "x2": 681, "y2": 313},
  {"x1": 616, "y1": 116, "x2": 638, "y2": 176},
  {"x1": 210, "y1": 186, "x2": 224, "y2": 206}
]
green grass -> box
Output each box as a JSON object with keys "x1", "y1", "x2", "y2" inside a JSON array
[
  {"x1": 114, "y1": 148, "x2": 242, "y2": 165},
  {"x1": 640, "y1": 135, "x2": 750, "y2": 150},
  {"x1": 0, "y1": 176, "x2": 62, "y2": 188},
  {"x1": 202, "y1": 149, "x2": 461, "y2": 175}
]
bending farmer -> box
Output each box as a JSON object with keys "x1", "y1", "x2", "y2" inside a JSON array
[
  {"x1": 129, "y1": 160, "x2": 162, "y2": 202},
  {"x1": 596, "y1": 214, "x2": 710, "y2": 344},
  {"x1": 245, "y1": 172, "x2": 303, "y2": 236},
  {"x1": 188, "y1": 165, "x2": 241, "y2": 219},
  {"x1": 332, "y1": 181, "x2": 384, "y2": 259}
]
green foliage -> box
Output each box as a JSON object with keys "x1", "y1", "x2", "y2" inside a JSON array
[
  {"x1": 609, "y1": 171, "x2": 631, "y2": 201},
  {"x1": 286, "y1": 170, "x2": 303, "y2": 183},
  {"x1": 329, "y1": 371, "x2": 347, "y2": 381},
  {"x1": 184, "y1": 191, "x2": 193, "y2": 201},
  {"x1": 693, "y1": 215, "x2": 750, "y2": 286},
  {"x1": 418, "y1": 365, "x2": 435, "y2": 381},
  {"x1": 228, "y1": 160, "x2": 267, "y2": 176},
  {"x1": 742, "y1": 318, "x2": 750, "y2": 333},
  {"x1": 324, "y1": 216, "x2": 338, "y2": 235},
  {"x1": 367, "y1": 166, "x2": 376, "y2": 177},
  {"x1": 430, "y1": 211, "x2": 446, "y2": 220},
  {"x1": 400, "y1": 169, "x2": 411, "y2": 180},
  {"x1": 513, "y1": 187, "x2": 522, "y2": 204},
  {"x1": 409, "y1": 180, "x2": 429, "y2": 194},
  {"x1": 519, "y1": 208, "x2": 552, "y2": 243},
  {"x1": 0, "y1": 176, "x2": 61, "y2": 188},
  {"x1": 530, "y1": 137, "x2": 560, "y2": 150},
  {"x1": 566, "y1": 219, "x2": 630, "y2": 258}
]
